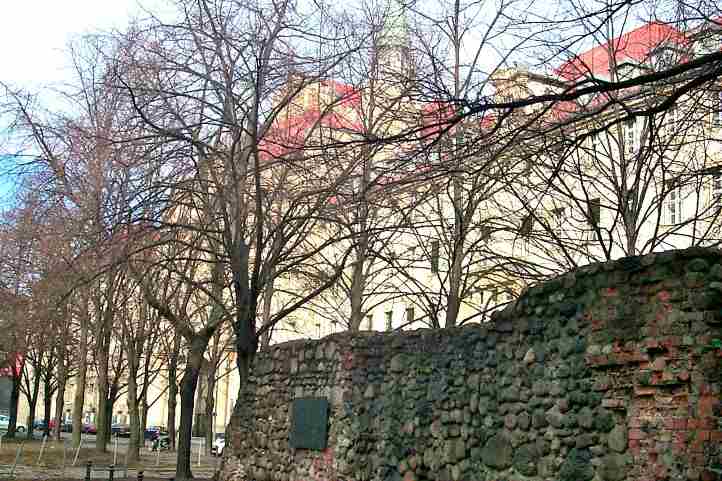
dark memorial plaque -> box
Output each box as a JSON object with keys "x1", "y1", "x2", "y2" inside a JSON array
[
  {"x1": 0, "y1": 377, "x2": 11, "y2": 414},
  {"x1": 289, "y1": 397, "x2": 328, "y2": 450}
]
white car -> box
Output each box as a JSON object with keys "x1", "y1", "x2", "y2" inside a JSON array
[
  {"x1": 211, "y1": 434, "x2": 226, "y2": 456},
  {"x1": 0, "y1": 415, "x2": 26, "y2": 433}
]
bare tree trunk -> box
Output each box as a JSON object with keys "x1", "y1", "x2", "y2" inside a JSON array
[
  {"x1": 95, "y1": 368, "x2": 109, "y2": 450},
  {"x1": 7, "y1": 370, "x2": 21, "y2": 439},
  {"x1": 167, "y1": 331, "x2": 180, "y2": 451},
  {"x1": 71, "y1": 316, "x2": 88, "y2": 447},
  {"x1": 42, "y1": 380, "x2": 53, "y2": 438},
  {"x1": 95, "y1": 324, "x2": 111, "y2": 452},
  {"x1": 53, "y1": 333, "x2": 68, "y2": 440},
  {"x1": 105, "y1": 382, "x2": 119, "y2": 446},
  {"x1": 260, "y1": 277, "x2": 275, "y2": 349},
  {"x1": 53, "y1": 363, "x2": 67, "y2": 440},
  {"x1": 349, "y1": 245, "x2": 367, "y2": 331},
  {"x1": 203, "y1": 365, "x2": 217, "y2": 455},
  {"x1": 176, "y1": 337, "x2": 209, "y2": 481},
  {"x1": 445, "y1": 249, "x2": 463, "y2": 328},
  {"x1": 25, "y1": 374, "x2": 40, "y2": 441},
  {"x1": 140, "y1": 395, "x2": 148, "y2": 434},
  {"x1": 127, "y1": 373, "x2": 141, "y2": 464}
]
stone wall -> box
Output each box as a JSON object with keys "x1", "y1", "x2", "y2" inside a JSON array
[{"x1": 219, "y1": 248, "x2": 722, "y2": 481}]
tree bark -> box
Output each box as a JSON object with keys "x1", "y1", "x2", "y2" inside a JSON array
[
  {"x1": 127, "y1": 372, "x2": 141, "y2": 464},
  {"x1": 42, "y1": 379, "x2": 53, "y2": 438},
  {"x1": 53, "y1": 369, "x2": 67, "y2": 440},
  {"x1": 71, "y1": 315, "x2": 89, "y2": 447},
  {"x1": 105, "y1": 382, "x2": 119, "y2": 446},
  {"x1": 203, "y1": 364, "x2": 217, "y2": 455},
  {"x1": 24, "y1": 373, "x2": 40, "y2": 441},
  {"x1": 7, "y1": 370, "x2": 21, "y2": 439},
  {"x1": 53, "y1": 338, "x2": 68, "y2": 440},
  {"x1": 259, "y1": 277, "x2": 275, "y2": 349},
  {"x1": 349, "y1": 248, "x2": 366, "y2": 331},
  {"x1": 167, "y1": 331, "x2": 180, "y2": 451},
  {"x1": 176, "y1": 337, "x2": 209, "y2": 481},
  {"x1": 95, "y1": 325, "x2": 111, "y2": 452}
]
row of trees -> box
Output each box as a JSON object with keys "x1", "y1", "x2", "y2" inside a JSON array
[{"x1": 2, "y1": 0, "x2": 722, "y2": 479}]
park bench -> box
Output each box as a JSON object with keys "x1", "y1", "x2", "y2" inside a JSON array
[{"x1": 83, "y1": 462, "x2": 128, "y2": 480}]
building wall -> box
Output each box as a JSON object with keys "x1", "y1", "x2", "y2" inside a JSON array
[{"x1": 218, "y1": 247, "x2": 722, "y2": 481}]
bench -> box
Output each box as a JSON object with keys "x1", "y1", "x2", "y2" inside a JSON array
[{"x1": 84, "y1": 463, "x2": 128, "y2": 480}]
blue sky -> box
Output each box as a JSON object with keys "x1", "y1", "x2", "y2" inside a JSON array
[{"x1": 0, "y1": 1, "x2": 166, "y2": 209}]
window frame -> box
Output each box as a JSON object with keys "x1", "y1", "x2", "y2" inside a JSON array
[{"x1": 664, "y1": 182, "x2": 683, "y2": 225}]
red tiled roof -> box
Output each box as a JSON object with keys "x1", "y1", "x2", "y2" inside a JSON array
[{"x1": 556, "y1": 22, "x2": 688, "y2": 81}]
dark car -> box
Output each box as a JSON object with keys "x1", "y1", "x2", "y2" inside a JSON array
[
  {"x1": 144, "y1": 425, "x2": 167, "y2": 440},
  {"x1": 111, "y1": 424, "x2": 131, "y2": 437},
  {"x1": 61, "y1": 422, "x2": 73, "y2": 432},
  {"x1": 32, "y1": 419, "x2": 57, "y2": 431}
]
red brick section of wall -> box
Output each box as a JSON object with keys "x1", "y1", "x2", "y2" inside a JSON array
[
  {"x1": 584, "y1": 252, "x2": 722, "y2": 481},
  {"x1": 219, "y1": 248, "x2": 722, "y2": 481}
]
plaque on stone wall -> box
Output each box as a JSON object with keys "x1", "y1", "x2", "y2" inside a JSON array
[
  {"x1": 289, "y1": 398, "x2": 328, "y2": 450},
  {"x1": 0, "y1": 377, "x2": 11, "y2": 414}
]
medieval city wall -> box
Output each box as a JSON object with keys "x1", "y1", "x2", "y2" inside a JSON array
[{"x1": 220, "y1": 247, "x2": 722, "y2": 481}]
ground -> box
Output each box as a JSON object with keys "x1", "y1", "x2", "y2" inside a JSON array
[{"x1": 0, "y1": 432, "x2": 217, "y2": 480}]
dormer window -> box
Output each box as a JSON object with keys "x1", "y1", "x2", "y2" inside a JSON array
[{"x1": 651, "y1": 46, "x2": 681, "y2": 71}]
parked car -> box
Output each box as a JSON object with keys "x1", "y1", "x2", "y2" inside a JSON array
[
  {"x1": 0, "y1": 415, "x2": 27, "y2": 433},
  {"x1": 144, "y1": 425, "x2": 167, "y2": 441},
  {"x1": 61, "y1": 422, "x2": 73, "y2": 432},
  {"x1": 81, "y1": 423, "x2": 97, "y2": 434},
  {"x1": 211, "y1": 433, "x2": 225, "y2": 456},
  {"x1": 32, "y1": 419, "x2": 56, "y2": 431},
  {"x1": 111, "y1": 423, "x2": 131, "y2": 437}
]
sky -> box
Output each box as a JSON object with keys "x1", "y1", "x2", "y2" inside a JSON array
[
  {"x1": 0, "y1": 1, "x2": 166, "y2": 208},
  {"x1": 0, "y1": 1, "x2": 159, "y2": 89}
]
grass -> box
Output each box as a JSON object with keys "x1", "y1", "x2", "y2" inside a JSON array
[{"x1": 0, "y1": 437, "x2": 218, "y2": 479}]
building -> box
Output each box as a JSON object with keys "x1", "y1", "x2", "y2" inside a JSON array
[{"x1": 262, "y1": 16, "x2": 722, "y2": 334}]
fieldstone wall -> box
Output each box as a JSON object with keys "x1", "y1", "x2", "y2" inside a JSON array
[{"x1": 219, "y1": 248, "x2": 722, "y2": 481}]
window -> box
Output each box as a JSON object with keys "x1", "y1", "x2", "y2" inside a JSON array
[
  {"x1": 385, "y1": 311, "x2": 393, "y2": 331},
  {"x1": 587, "y1": 198, "x2": 601, "y2": 227},
  {"x1": 366, "y1": 315, "x2": 373, "y2": 330},
  {"x1": 405, "y1": 307, "x2": 415, "y2": 323},
  {"x1": 551, "y1": 207, "x2": 565, "y2": 237},
  {"x1": 712, "y1": 91, "x2": 722, "y2": 127},
  {"x1": 665, "y1": 182, "x2": 683, "y2": 224},
  {"x1": 477, "y1": 289, "x2": 485, "y2": 305},
  {"x1": 430, "y1": 240, "x2": 440, "y2": 273},
  {"x1": 523, "y1": 158, "x2": 533, "y2": 176},
  {"x1": 480, "y1": 225, "x2": 493, "y2": 241},
  {"x1": 520, "y1": 214, "x2": 534, "y2": 237},
  {"x1": 624, "y1": 118, "x2": 637, "y2": 154},
  {"x1": 490, "y1": 288, "x2": 499, "y2": 305}
]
